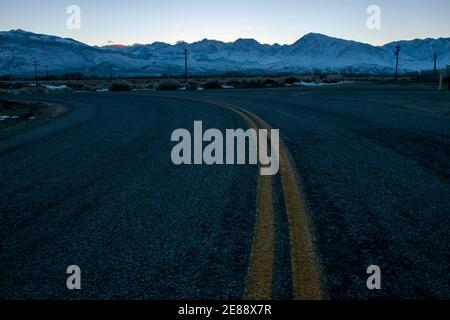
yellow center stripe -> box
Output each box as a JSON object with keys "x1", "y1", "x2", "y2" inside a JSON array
[{"x1": 148, "y1": 94, "x2": 322, "y2": 300}]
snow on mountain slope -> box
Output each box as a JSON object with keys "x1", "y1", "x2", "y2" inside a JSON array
[
  {"x1": 0, "y1": 29, "x2": 156, "y2": 76},
  {"x1": 382, "y1": 38, "x2": 450, "y2": 70},
  {"x1": 0, "y1": 29, "x2": 449, "y2": 76},
  {"x1": 277, "y1": 33, "x2": 394, "y2": 69}
]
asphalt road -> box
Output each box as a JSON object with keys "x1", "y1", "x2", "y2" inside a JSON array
[{"x1": 1, "y1": 83, "x2": 449, "y2": 299}]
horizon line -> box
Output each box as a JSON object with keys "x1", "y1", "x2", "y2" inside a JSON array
[{"x1": 3, "y1": 28, "x2": 450, "y2": 48}]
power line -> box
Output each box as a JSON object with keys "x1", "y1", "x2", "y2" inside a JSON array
[{"x1": 399, "y1": 56, "x2": 433, "y2": 62}]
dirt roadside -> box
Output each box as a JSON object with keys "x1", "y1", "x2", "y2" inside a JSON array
[{"x1": 0, "y1": 99, "x2": 71, "y2": 140}]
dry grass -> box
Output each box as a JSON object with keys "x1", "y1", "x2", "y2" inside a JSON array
[
  {"x1": 0, "y1": 74, "x2": 436, "y2": 95},
  {"x1": 156, "y1": 80, "x2": 180, "y2": 91},
  {"x1": 109, "y1": 81, "x2": 132, "y2": 91},
  {"x1": 0, "y1": 99, "x2": 71, "y2": 139}
]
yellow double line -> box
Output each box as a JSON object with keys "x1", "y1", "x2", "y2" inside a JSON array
[
  {"x1": 153, "y1": 94, "x2": 322, "y2": 300},
  {"x1": 215, "y1": 101, "x2": 322, "y2": 301}
]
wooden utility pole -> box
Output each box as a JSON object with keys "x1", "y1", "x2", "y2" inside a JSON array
[
  {"x1": 394, "y1": 46, "x2": 400, "y2": 81},
  {"x1": 433, "y1": 53, "x2": 437, "y2": 82},
  {"x1": 33, "y1": 61, "x2": 39, "y2": 85},
  {"x1": 46, "y1": 65, "x2": 49, "y2": 81},
  {"x1": 439, "y1": 69, "x2": 443, "y2": 90},
  {"x1": 184, "y1": 49, "x2": 188, "y2": 83},
  {"x1": 447, "y1": 65, "x2": 450, "y2": 90}
]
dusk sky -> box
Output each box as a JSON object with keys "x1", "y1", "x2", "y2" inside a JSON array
[{"x1": 1, "y1": 0, "x2": 449, "y2": 46}]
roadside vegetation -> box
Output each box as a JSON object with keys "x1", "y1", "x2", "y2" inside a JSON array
[
  {"x1": 156, "y1": 80, "x2": 180, "y2": 91},
  {"x1": 109, "y1": 81, "x2": 132, "y2": 91},
  {"x1": 0, "y1": 99, "x2": 70, "y2": 140},
  {"x1": 0, "y1": 72, "x2": 446, "y2": 94}
]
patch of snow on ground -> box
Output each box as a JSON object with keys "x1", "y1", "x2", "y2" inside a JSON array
[
  {"x1": 0, "y1": 115, "x2": 20, "y2": 121},
  {"x1": 197, "y1": 87, "x2": 204, "y2": 91},
  {"x1": 43, "y1": 84, "x2": 68, "y2": 90},
  {"x1": 294, "y1": 81, "x2": 349, "y2": 87},
  {"x1": 221, "y1": 85, "x2": 234, "y2": 89},
  {"x1": 96, "y1": 88, "x2": 110, "y2": 92}
]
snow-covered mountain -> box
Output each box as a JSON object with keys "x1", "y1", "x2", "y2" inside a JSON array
[{"x1": 1, "y1": 29, "x2": 449, "y2": 77}]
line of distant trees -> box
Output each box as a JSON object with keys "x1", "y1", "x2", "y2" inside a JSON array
[
  {"x1": 0, "y1": 69, "x2": 446, "y2": 82},
  {"x1": 0, "y1": 72, "x2": 93, "y2": 81}
]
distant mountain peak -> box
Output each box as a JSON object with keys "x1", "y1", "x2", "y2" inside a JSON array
[
  {"x1": 0, "y1": 29, "x2": 449, "y2": 76},
  {"x1": 294, "y1": 33, "x2": 338, "y2": 44},
  {"x1": 303, "y1": 32, "x2": 327, "y2": 38},
  {"x1": 234, "y1": 38, "x2": 260, "y2": 44}
]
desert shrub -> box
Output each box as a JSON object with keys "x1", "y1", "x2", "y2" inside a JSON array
[
  {"x1": 0, "y1": 82, "x2": 11, "y2": 89},
  {"x1": 264, "y1": 78, "x2": 277, "y2": 86},
  {"x1": 284, "y1": 76, "x2": 299, "y2": 85},
  {"x1": 61, "y1": 72, "x2": 84, "y2": 81},
  {"x1": 0, "y1": 74, "x2": 12, "y2": 81},
  {"x1": 323, "y1": 75, "x2": 343, "y2": 84},
  {"x1": 156, "y1": 80, "x2": 180, "y2": 91},
  {"x1": 89, "y1": 81, "x2": 110, "y2": 91},
  {"x1": 230, "y1": 78, "x2": 265, "y2": 88},
  {"x1": 110, "y1": 81, "x2": 132, "y2": 91},
  {"x1": 300, "y1": 75, "x2": 315, "y2": 83},
  {"x1": 245, "y1": 78, "x2": 265, "y2": 88},
  {"x1": 1, "y1": 82, "x2": 27, "y2": 90},
  {"x1": 66, "y1": 82, "x2": 90, "y2": 91},
  {"x1": 202, "y1": 80, "x2": 222, "y2": 90},
  {"x1": 29, "y1": 86, "x2": 46, "y2": 94},
  {"x1": 225, "y1": 78, "x2": 241, "y2": 87},
  {"x1": 186, "y1": 81, "x2": 199, "y2": 90},
  {"x1": 239, "y1": 79, "x2": 249, "y2": 88},
  {"x1": 17, "y1": 88, "x2": 31, "y2": 94}
]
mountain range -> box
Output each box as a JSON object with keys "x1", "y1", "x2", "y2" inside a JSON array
[{"x1": 1, "y1": 29, "x2": 449, "y2": 77}]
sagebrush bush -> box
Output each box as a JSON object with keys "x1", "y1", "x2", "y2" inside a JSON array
[
  {"x1": 66, "y1": 82, "x2": 91, "y2": 91},
  {"x1": 323, "y1": 75, "x2": 343, "y2": 84},
  {"x1": 18, "y1": 88, "x2": 31, "y2": 94},
  {"x1": 109, "y1": 81, "x2": 132, "y2": 91},
  {"x1": 29, "y1": 86, "x2": 46, "y2": 94},
  {"x1": 186, "y1": 81, "x2": 199, "y2": 90},
  {"x1": 246, "y1": 78, "x2": 265, "y2": 88},
  {"x1": 284, "y1": 76, "x2": 299, "y2": 84},
  {"x1": 202, "y1": 80, "x2": 222, "y2": 90},
  {"x1": 264, "y1": 78, "x2": 278, "y2": 86},
  {"x1": 225, "y1": 78, "x2": 241, "y2": 87},
  {"x1": 156, "y1": 80, "x2": 180, "y2": 91},
  {"x1": 300, "y1": 76, "x2": 315, "y2": 83},
  {"x1": 227, "y1": 78, "x2": 266, "y2": 88}
]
